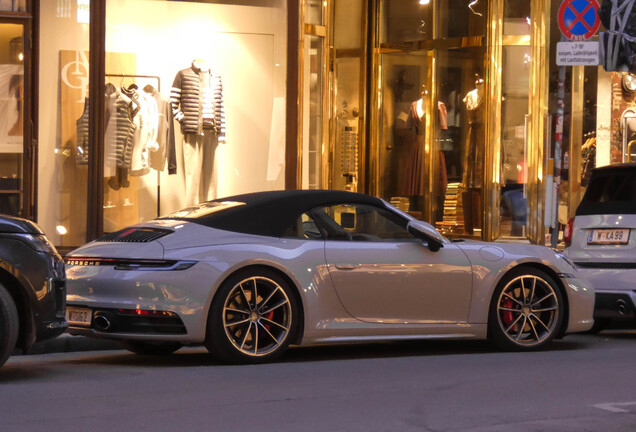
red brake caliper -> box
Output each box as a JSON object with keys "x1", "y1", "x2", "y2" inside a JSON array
[
  {"x1": 502, "y1": 298, "x2": 514, "y2": 328},
  {"x1": 263, "y1": 311, "x2": 274, "y2": 331}
]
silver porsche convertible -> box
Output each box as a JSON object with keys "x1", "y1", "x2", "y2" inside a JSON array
[{"x1": 66, "y1": 190, "x2": 594, "y2": 363}]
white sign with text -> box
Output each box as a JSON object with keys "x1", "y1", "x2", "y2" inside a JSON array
[{"x1": 556, "y1": 41, "x2": 600, "y2": 66}]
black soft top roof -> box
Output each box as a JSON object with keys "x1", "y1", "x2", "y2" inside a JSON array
[{"x1": 162, "y1": 190, "x2": 387, "y2": 237}]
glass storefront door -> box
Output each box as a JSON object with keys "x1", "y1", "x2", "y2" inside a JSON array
[{"x1": 369, "y1": 0, "x2": 548, "y2": 243}]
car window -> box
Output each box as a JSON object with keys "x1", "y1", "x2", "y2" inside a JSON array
[
  {"x1": 312, "y1": 203, "x2": 415, "y2": 242},
  {"x1": 281, "y1": 213, "x2": 324, "y2": 240},
  {"x1": 577, "y1": 169, "x2": 636, "y2": 215}
]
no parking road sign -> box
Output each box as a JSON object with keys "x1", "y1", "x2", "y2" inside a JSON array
[{"x1": 558, "y1": 0, "x2": 601, "y2": 41}]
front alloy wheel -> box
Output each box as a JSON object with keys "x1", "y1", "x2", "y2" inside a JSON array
[
  {"x1": 206, "y1": 269, "x2": 296, "y2": 363},
  {"x1": 489, "y1": 267, "x2": 563, "y2": 351}
]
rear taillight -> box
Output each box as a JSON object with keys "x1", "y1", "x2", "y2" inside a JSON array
[{"x1": 563, "y1": 217, "x2": 574, "y2": 247}]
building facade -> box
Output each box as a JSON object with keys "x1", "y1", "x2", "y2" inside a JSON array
[{"x1": 0, "y1": 0, "x2": 633, "y2": 250}]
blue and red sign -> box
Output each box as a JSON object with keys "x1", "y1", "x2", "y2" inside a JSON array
[{"x1": 558, "y1": 0, "x2": 601, "y2": 41}]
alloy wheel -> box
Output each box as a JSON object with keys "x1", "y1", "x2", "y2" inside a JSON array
[
  {"x1": 222, "y1": 276, "x2": 292, "y2": 357},
  {"x1": 496, "y1": 274, "x2": 560, "y2": 347}
]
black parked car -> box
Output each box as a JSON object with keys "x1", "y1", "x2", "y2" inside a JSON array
[{"x1": 0, "y1": 215, "x2": 67, "y2": 367}]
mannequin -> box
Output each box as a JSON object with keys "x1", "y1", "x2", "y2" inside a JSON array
[
  {"x1": 402, "y1": 85, "x2": 428, "y2": 198},
  {"x1": 171, "y1": 58, "x2": 226, "y2": 206},
  {"x1": 461, "y1": 75, "x2": 484, "y2": 235}
]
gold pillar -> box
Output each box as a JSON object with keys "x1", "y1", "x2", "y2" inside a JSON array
[
  {"x1": 483, "y1": 0, "x2": 503, "y2": 241},
  {"x1": 297, "y1": 0, "x2": 306, "y2": 189},
  {"x1": 368, "y1": 0, "x2": 382, "y2": 197}
]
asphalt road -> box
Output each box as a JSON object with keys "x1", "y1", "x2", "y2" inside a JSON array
[{"x1": 2, "y1": 332, "x2": 636, "y2": 432}]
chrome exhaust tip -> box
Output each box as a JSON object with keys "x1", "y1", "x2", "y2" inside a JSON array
[
  {"x1": 93, "y1": 313, "x2": 111, "y2": 331},
  {"x1": 617, "y1": 300, "x2": 627, "y2": 316}
]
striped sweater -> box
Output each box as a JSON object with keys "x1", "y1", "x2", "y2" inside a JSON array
[{"x1": 170, "y1": 60, "x2": 226, "y2": 141}]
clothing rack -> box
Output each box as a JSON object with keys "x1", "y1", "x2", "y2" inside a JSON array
[
  {"x1": 105, "y1": 73, "x2": 163, "y2": 217},
  {"x1": 105, "y1": 73, "x2": 161, "y2": 92}
]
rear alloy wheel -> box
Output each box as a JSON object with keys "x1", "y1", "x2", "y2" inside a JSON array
[
  {"x1": 489, "y1": 267, "x2": 563, "y2": 351},
  {"x1": 206, "y1": 269, "x2": 297, "y2": 364},
  {"x1": 0, "y1": 284, "x2": 19, "y2": 367},
  {"x1": 119, "y1": 340, "x2": 182, "y2": 355}
]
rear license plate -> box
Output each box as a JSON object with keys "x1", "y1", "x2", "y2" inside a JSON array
[
  {"x1": 587, "y1": 229, "x2": 630, "y2": 245},
  {"x1": 66, "y1": 307, "x2": 92, "y2": 326}
]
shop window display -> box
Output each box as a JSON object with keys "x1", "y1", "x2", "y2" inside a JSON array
[
  {"x1": 0, "y1": 24, "x2": 24, "y2": 217},
  {"x1": 39, "y1": 0, "x2": 287, "y2": 245}
]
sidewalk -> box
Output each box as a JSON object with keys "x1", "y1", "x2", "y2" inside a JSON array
[{"x1": 23, "y1": 333, "x2": 121, "y2": 355}]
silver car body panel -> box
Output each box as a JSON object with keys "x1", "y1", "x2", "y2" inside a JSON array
[{"x1": 67, "y1": 210, "x2": 594, "y2": 345}]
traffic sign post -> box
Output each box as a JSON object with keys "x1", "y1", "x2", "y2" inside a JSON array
[{"x1": 551, "y1": 0, "x2": 601, "y2": 248}]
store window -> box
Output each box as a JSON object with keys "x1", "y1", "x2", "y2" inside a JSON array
[
  {"x1": 0, "y1": 23, "x2": 24, "y2": 217},
  {"x1": 499, "y1": 45, "x2": 531, "y2": 238},
  {"x1": 433, "y1": 48, "x2": 486, "y2": 237},
  {"x1": 39, "y1": 1, "x2": 90, "y2": 246},
  {"x1": 0, "y1": 0, "x2": 26, "y2": 12},
  {"x1": 102, "y1": 0, "x2": 287, "y2": 234},
  {"x1": 301, "y1": 0, "x2": 327, "y2": 190},
  {"x1": 436, "y1": 0, "x2": 486, "y2": 39},
  {"x1": 376, "y1": 0, "x2": 488, "y2": 237},
  {"x1": 39, "y1": 0, "x2": 287, "y2": 246}
]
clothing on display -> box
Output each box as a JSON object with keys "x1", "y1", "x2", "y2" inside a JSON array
[
  {"x1": 402, "y1": 89, "x2": 428, "y2": 196},
  {"x1": 145, "y1": 84, "x2": 177, "y2": 174},
  {"x1": 183, "y1": 133, "x2": 219, "y2": 206},
  {"x1": 581, "y1": 133, "x2": 596, "y2": 187},
  {"x1": 461, "y1": 75, "x2": 485, "y2": 235},
  {"x1": 171, "y1": 59, "x2": 227, "y2": 204},
  {"x1": 170, "y1": 59, "x2": 226, "y2": 141}
]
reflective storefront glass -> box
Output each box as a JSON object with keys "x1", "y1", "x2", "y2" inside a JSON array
[
  {"x1": 38, "y1": 0, "x2": 287, "y2": 246},
  {"x1": 371, "y1": 0, "x2": 546, "y2": 242},
  {"x1": 0, "y1": 23, "x2": 24, "y2": 217},
  {"x1": 39, "y1": 1, "x2": 90, "y2": 246}
]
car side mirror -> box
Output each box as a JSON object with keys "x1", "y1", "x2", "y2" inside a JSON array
[{"x1": 407, "y1": 220, "x2": 446, "y2": 252}]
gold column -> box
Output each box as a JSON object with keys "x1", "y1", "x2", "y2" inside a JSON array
[
  {"x1": 527, "y1": 0, "x2": 550, "y2": 244},
  {"x1": 297, "y1": 0, "x2": 306, "y2": 189},
  {"x1": 484, "y1": 0, "x2": 503, "y2": 241},
  {"x1": 368, "y1": 0, "x2": 382, "y2": 197},
  {"x1": 321, "y1": 0, "x2": 333, "y2": 190}
]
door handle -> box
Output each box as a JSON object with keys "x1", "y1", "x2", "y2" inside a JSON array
[{"x1": 334, "y1": 264, "x2": 360, "y2": 270}]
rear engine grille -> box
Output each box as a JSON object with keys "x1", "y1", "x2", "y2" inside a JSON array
[{"x1": 98, "y1": 227, "x2": 172, "y2": 243}]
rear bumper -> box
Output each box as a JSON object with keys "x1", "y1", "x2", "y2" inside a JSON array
[
  {"x1": 573, "y1": 266, "x2": 636, "y2": 324},
  {"x1": 594, "y1": 292, "x2": 636, "y2": 321}
]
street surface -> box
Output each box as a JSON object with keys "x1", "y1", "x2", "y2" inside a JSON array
[{"x1": 2, "y1": 332, "x2": 636, "y2": 432}]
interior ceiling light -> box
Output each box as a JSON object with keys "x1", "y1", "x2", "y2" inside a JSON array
[
  {"x1": 468, "y1": 0, "x2": 483, "y2": 16},
  {"x1": 419, "y1": 0, "x2": 431, "y2": 4}
]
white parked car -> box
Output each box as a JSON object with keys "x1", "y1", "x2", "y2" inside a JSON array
[
  {"x1": 66, "y1": 190, "x2": 594, "y2": 363},
  {"x1": 564, "y1": 163, "x2": 636, "y2": 332}
]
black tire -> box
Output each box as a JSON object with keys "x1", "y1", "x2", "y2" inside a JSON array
[
  {"x1": 119, "y1": 340, "x2": 182, "y2": 355},
  {"x1": 0, "y1": 284, "x2": 19, "y2": 367},
  {"x1": 205, "y1": 268, "x2": 298, "y2": 364},
  {"x1": 488, "y1": 267, "x2": 564, "y2": 351}
]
